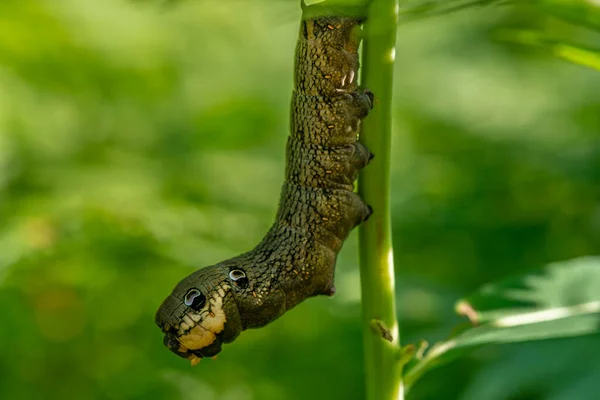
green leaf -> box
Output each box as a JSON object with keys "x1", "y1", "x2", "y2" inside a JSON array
[
  {"x1": 497, "y1": 29, "x2": 600, "y2": 71},
  {"x1": 398, "y1": 0, "x2": 514, "y2": 21},
  {"x1": 458, "y1": 256, "x2": 600, "y2": 323},
  {"x1": 404, "y1": 256, "x2": 600, "y2": 392},
  {"x1": 551, "y1": 42, "x2": 600, "y2": 71},
  {"x1": 539, "y1": 0, "x2": 600, "y2": 33},
  {"x1": 493, "y1": 0, "x2": 600, "y2": 71}
]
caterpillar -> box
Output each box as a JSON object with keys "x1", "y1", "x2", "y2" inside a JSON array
[{"x1": 155, "y1": 9, "x2": 374, "y2": 365}]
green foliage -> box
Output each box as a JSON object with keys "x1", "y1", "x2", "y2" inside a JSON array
[
  {"x1": 398, "y1": 0, "x2": 513, "y2": 20},
  {"x1": 403, "y1": 0, "x2": 600, "y2": 71},
  {"x1": 0, "y1": 0, "x2": 598, "y2": 399},
  {"x1": 494, "y1": 0, "x2": 600, "y2": 70},
  {"x1": 460, "y1": 256, "x2": 600, "y2": 322},
  {"x1": 404, "y1": 257, "x2": 600, "y2": 392}
]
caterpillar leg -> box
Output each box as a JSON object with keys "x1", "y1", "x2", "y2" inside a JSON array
[
  {"x1": 355, "y1": 88, "x2": 375, "y2": 162},
  {"x1": 322, "y1": 283, "x2": 336, "y2": 297},
  {"x1": 344, "y1": 191, "x2": 373, "y2": 227},
  {"x1": 363, "y1": 204, "x2": 374, "y2": 222},
  {"x1": 364, "y1": 89, "x2": 374, "y2": 109},
  {"x1": 285, "y1": 140, "x2": 373, "y2": 191},
  {"x1": 351, "y1": 141, "x2": 373, "y2": 169},
  {"x1": 291, "y1": 88, "x2": 374, "y2": 147},
  {"x1": 341, "y1": 90, "x2": 374, "y2": 134}
]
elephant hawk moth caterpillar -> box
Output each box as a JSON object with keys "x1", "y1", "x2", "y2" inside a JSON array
[{"x1": 155, "y1": 8, "x2": 374, "y2": 365}]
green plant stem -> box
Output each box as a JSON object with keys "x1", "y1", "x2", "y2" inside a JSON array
[{"x1": 358, "y1": 0, "x2": 401, "y2": 399}]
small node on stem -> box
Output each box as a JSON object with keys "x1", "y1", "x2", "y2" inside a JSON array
[{"x1": 370, "y1": 319, "x2": 393, "y2": 342}]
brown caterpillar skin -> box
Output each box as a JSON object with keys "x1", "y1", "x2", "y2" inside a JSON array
[{"x1": 155, "y1": 15, "x2": 374, "y2": 363}]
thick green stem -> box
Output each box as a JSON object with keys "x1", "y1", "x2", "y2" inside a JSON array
[{"x1": 358, "y1": 0, "x2": 401, "y2": 399}]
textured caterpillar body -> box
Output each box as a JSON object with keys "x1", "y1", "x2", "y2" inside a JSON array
[{"x1": 155, "y1": 15, "x2": 373, "y2": 363}]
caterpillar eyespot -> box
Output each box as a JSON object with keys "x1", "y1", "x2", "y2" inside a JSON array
[
  {"x1": 184, "y1": 289, "x2": 206, "y2": 310},
  {"x1": 229, "y1": 269, "x2": 246, "y2": 281},
  {"x1": 229, "y1": 269, "x2": 249, "y2": 288},
  {"x1": 156, "y1": 12, "x2": 374, "y2": 362}
]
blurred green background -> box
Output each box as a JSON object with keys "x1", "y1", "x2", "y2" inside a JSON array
[{"x1": 0, "y1": 0, "x2": 598, "y2": 399}]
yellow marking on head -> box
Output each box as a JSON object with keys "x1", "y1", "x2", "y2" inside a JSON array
[
  {"x1": 183, "y1": 315, "x2": 194, "y2": 327},
  {"x1": 179, "y1": 325, "x2": 217, "y2": 350},
  {"x1": 190, "y1": 313, "x2": 201, "y2": 322},
  {"x1": 201, "y1": 295, "x2": 227, "y2": 335},
  {"x1": 178, "y1": 295, "x2": 227, "y2": 350}
]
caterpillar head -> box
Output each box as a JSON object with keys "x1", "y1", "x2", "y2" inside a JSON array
[{"x1": 155, "y1": 265, "x2": 245, "y2": 364}]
